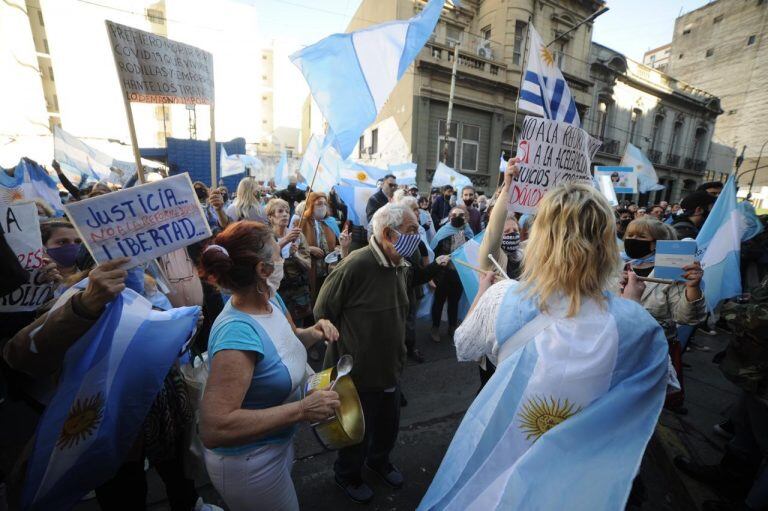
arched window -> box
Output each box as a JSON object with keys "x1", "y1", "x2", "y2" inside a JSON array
[
  {"x1": 629, "y1": 108, "x2": 642, "y2": 145},
  {"x1": 668, "y1": 116, "x2": 684, "y2": 166},
  {"x1": 650, "y1": 113, "x2": 664, "y2": 152},
  {"x1": 596, "y1": 97, "x2": 612, "y2": 139},
  {"x1": 692, "y1": 126, "x2": 708, "y2": 160}
]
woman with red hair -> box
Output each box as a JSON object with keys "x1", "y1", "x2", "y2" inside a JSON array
[{"x1": 300, "y1": 192, "x2": 338, "y2": 300}]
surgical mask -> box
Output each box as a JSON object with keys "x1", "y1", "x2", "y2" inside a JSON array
[
  {"x1": 314, "y1": 206, "x2": 327, "y2": 219},
  {"x1": 450, "y1": 216, "x2": 465, "y2": 228},
  {"x1": 623, "y1": 239, "x2": 654, "y2": 260},
  {"x1": 501, "y1": 232, "x2": 520, "y2": 254},
  {"x1": 392, "y1": 229, "x2": 421, "y2": 259},
  {"x1": 266, "y1": 260, "x2": 284, "y2": 296},
  {"x1": 195, "y1": 188, "x2": 207, "y2": 200},
  {"x1": 47, "y1": 243, "x2": 80, "y2": 268}
]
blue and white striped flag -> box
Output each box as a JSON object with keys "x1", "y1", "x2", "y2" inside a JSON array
[
  {"x1": 54, "y1": 126, "x2": 124, "y2": 184},
  {"x1": 388, "y1": 162, "x2": 417, "y2": 186},
  {"x1": 696, "y1": 177, "x2": 742, "y2": 311},
  {"x1": 738, "y1": 200, "x2": 764, "y2": 241},
  {"x1": 0, "y1": 158, "x2": 64, "y2": 216},
  {"x1": 432, "y1": 162, "x2": 472, "y2": 192},
  {"x1": 519, "y1": 25, "x2": 580, "y2": 126},
  {"x1": 333, "y1": 183, "x2": 377, "y2": 226},
  {"x1": 452, "y1": 230, "x2": 485, "y2": 302},
  {"x1": 274, "y1": 150, "x2": 289, "y2": 189},
  {"x1": 339, "y1": 161, "x2": 384, "y2": 187},
  {"x1": 22, "y1": 284, "x2": 200, "y2": 511},
  {"x1": 299, "y1": 135, "x2": 340, "y2": 193},
  {"x1": 290, "y1": 0, "x2": 445, "y2": 159}
]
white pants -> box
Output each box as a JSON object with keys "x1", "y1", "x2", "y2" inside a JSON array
[{"x1": 204, "y1": 441, "x2": 299, "y2": 511}]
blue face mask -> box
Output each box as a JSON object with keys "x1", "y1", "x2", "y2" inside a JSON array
[
  {"x1": 125, "y1": 266, "x2": 146, "y2": 295},
  {"x1": 392, "y1": 229, "x2": 421, "y2": 259}
]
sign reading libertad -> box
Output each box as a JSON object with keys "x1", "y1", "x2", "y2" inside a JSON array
[{"x1": 106, "y1": 20, "x2": 214, "y2": 105}]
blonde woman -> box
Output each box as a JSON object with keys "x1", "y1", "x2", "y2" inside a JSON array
[
  {"x1": 418, "y1": 171, "x2": 669, "y2": 510},
  {"x1": 225, "y1": 178, "x2": 267, "y2": 223}
]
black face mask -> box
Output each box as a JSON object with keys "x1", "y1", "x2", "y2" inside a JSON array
[
  {"x1": 624, "y1": 238, "x2": 654, "y2": 260},
  {"x1": 501, "y1": 232, "x2": 520, "y2": 254},
  {"x1": 287, "y1": 184, "x2": 296, "y2": 191},
  {"x1": 195, "y1": 188, "x2": 207, "y2": 200},
  {"x1": 633, "y1": 266, "x2": 654, "y2": 277},
  {"x1": 221, "y1": 193, "x2": 229, "y2": 203},
  {"x1": 450, "y1": 216, "x2": 465, "y2": 228}
]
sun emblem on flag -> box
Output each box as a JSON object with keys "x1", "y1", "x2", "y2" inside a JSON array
[
  {"x1": 540, "y1": 46, "x2": 555, "y2": 67},
  {"x1": 57, "y1": 393, "x2": 105, "y2": 450},
  {"x1": 518, "y1": 395, "x2": 580, "y2": 442},
  {"x1": 356, "y1": 171, "x2": 368, "y2": 182},
  {"x1": 0, "y1": 187, "x2": 24, "y2": 204},
  {"x1": 449, "y1": 175, "x2": 456, "y2": 183}
]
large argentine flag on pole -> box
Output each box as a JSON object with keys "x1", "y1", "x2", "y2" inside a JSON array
[
  {"x1": 299, "y1": 135, "x2": 340, "y2": 193},
  {"x1": 452, "y1": 230, "x2": 485, "y2": 303},
  {"x1": 0, "y1": 159, "x2": 64, "y2": 216},
  {"x1": 518, "y1": 25, "x2": 580, "y2": 126},
  {"x1": 695, "y1": 177, "x2": 742, "y2": 311},
  {"x1": 388, "y1": 162, "x2": 418, "y2": 186},
  {"x1": 274, "y1": 150, "x2": 290, "y2": 189},
  {"x1": 620, "y1": 143, "x2": 665, "y2": 193},
  {"x1": 432, "y1": 162, "x2": 472, "y2": 192},
  {"x1": 22, "y1": 285, "x2": 200, "y2": 511},
  {"x1": 53, "y1": 126, "x2": 117, "y2": 184},
  {"x1": 339, "y1": 161, "x2": 385, "y2": 187},
  {"x1": 333, "y1": 183, "x2": 377, "y2": 226},
  {"x1": 290, "y1": 0, "x2": 446, "y2": 159}
]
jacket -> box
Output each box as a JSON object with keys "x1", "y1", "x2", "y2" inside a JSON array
[
  {"x1": 365, "y1": 189, "x2": 389, "y2": 223},
  {"x1": 639, "y1": 271, "x2": 706, "y2": 340}
]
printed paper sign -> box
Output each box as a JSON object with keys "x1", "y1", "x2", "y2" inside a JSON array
[
  {"x1": 509, "y1": 116, "x2": 601, "y2": 214},
  {"x1": 0, "y1": 202, "x2": 54, "y2": 312},
  {"x1": 65, "y1": 174, "x2": 212, "y2": 267},
  {"x1": 595, "y1": 166, "x2": 637, "y2": 194},
  {"x1": 106, "y1": 20, "x2": 214, "y2": 105}
]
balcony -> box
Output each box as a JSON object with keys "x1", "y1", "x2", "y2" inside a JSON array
[
  {"x1": 648, "y1": 149, "x2": 662, "y2": 164},
  {"x1": 667, "y1": 154, "x2": 680, "y2": 167},
  {"x1": 423, "y1": 30, "x2": 506, "y2": 82},
  {"x1": 684, "y1": 158, "x2": 707, "y2": 173},
  {"x1": 597, "y1": 138, "x2": 620, "y2": 156}
]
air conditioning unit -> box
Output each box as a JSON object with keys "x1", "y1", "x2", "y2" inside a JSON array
[{"x1": 477, "y1": 40, "x2": 492, "y2": 59}]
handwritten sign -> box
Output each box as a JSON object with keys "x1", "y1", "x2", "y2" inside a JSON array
[
  {"x1": 0, "y1": 202, "x2": 54, "y2": 312},
  {"x1": 64, "y1": 174, "x2": 212, "y2": 267},
  {"x1": 106, "y1": 20, "x2": 214, "y2": 105},
  {"x1": 509, "y1": 116, "x2": 601, "y2": 214},
  {"x1": 595, "y1": 166, "x2": 636, "y2": 194}
]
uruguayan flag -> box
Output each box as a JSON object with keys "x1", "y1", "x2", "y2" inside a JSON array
[
  {"x1": 519, "y1": 25, "x2": 580, "y2": 126},
  {"x1": 452, "y1": 230, "x2": 485, "y2": 302},
  {"x1": 274, "y1": 150, "x2": 289, "y2": 189},
  {"x1": 620, "y1": 143, "x2": 665, "y2": 193},
  {"x1": 339, "y1": 161, "x2": 384, "y2": 187},
  {"x1": 738, "y1": 200, "x2": 764, "y2": 241},
  {"x1": 53, "y1": 126, "x2": 123, "y2": 184},
  {"x1": 432, "y1": 162, "x2": 472, "y2": 192},
  {"x1": 333, "y1": 183, "x2": 377, "y2": 226},
  {"x1": 299, "y1": 135, "x2": 340, "y2": 193},
  {"x1": 696, "y1": 177, "x2": 742, "y2": 311},
  {"x1": 0, "y1": 159, "x2": 64, "y2": 216},
  {"x1": 290, "y1": 0, "x2": 445, "y2": 159},
  {"x1": 419, "y1": 286, "x2": 668, "y2": 510},
  {"x1": 22, "y1": 284, "x2": 200, "y2": 511},
  {"x1": 389, "y1": 162, "x2": 417, "y2": 186}
]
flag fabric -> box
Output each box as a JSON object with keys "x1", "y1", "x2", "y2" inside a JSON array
[
  {"x1": 432, "y1": 162, "x2": 473, "y2": 192},
  {"x1": 389, "y1": 162, "x2": 417, "y2": 185},
  {"x1": 21, "y1": 282, "x2": 200, "y2": 511},
  {"x1": 0, "y1": 158, "x2": 64, "y2": 216},
  {"x1": 219, "y1": 145, "x2": 244, "y2": 177},
  {"x1": 53, "y1": 126, "x2": 123, "y2": 184},
  {"x1": 518, "y1": 25, "x2": 580, "y2": 126},
  {"x1": 418, "y1": 285, "x2": 668, "y2": 510},
  {"x1": 737, "y1": 200, "x2": 764, "y2": 241},
  {"x1": 620, "y1": 143, "x2": 664, "y2": 193},
  {"x1": 299, "y1": 135, "x2": 340, "y2": 193},
  {"x1": 339, "y1": 161, "x2": 384, "y2": 187},
  {"x1": 696, "y1": 176, "x2": 742, "y2": 311},
  {"x1": 333, "y1": 183, "x2": 377, "y2": 226},
  {"x1": 452, "y1": 230, "x2": 485, "y2": 303},
  {"x1": 290, "y1": 0, "x2": 445, "y2": 159},
  {"x1": 274, "y1": 150, "x2": 289, "y2": 189},
  {"x1": 498, "y1": 154, "x2": 506, "y2": 173}
]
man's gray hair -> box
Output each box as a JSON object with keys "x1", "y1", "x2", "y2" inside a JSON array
[
  {"x1": 398, "y1": 195, "x2": 418, "y2": 211},
  {"x1": 372, "y1": 203, "x2": 409, "y2": 240}
]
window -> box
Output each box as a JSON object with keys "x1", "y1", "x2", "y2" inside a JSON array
[
  {"x1": 262, "y1": 55, "x2": 268, "y2": 60},
  {"x1": 728, "y1": 109, "x2": 738, "y2": 115},
  {"x1": 629, "y1": 109, "x2": 642, "y2": 145},
  {"x1": 446, "y1": 24, "x2": 462, "y2": 47},
  {"x1": 670, "y1": 118, "x2": 684, "y2": 155},
  {"x1": 706, "y1": 48, "x2": 714, "y2": 57},
  {"x1": 262, "y1": 75, "x2": 267, "y2": 80},
  {"x1": 596, "y1": 100, "x2": 610, "y2": 139},
  {"x1": 513, "y1": 21, "x2": 527, "y2": 65},
  {"x1": 713, "y1": 15, "x2": 723, "y2": 23},
  {"x1": 371, "y1": 128, "x2": 378, "y2": 154},
  {"x1": 460, "y1": 124, "x2": 480, "y2": 171},
  {"x1": 53, "y1": 94, "x2": 59, "y2": 111},
  {"x1": 679, "y1": 53, "x2": 684, "y2": 59},
  {"x1": 437, "y1": 120, "x2": 458, "y2": 167},
  {"x1": 692, "y1": 126, "x2": 707, "y2": 160},
  {"x1": 262, "y1": 96, "x2": 267, "y2": 101},
  {"x1": 43, "y1": 39, "x2": 49, "y2": 54},
  {"x1": 358, "y1": 136, "x2": 364, "y2": 158},
  {"x1": 650, "y1": 114, "x2": 664, "y2": 151},
  {"x1": 145, "y1": 8, "x2": 165, "y2": 24},
  {"x1": 48, "y1": 66, "x2": 54, "y2": 81},
  {"x1": 37, "y1": 9, "x2": 44, "y2": 25},
  {"x1": 649, "y1": 55, "x2": 656, "y2": 63},
  {"x1": 748, "y1": 35, "x2": 757, "y2": 45},
  {"x1": 481, "y1": 25, "x2": 491, "y2": 40}
]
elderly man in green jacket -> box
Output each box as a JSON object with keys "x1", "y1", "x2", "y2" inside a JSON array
[{"x1": 314, "y1": 202, "x2": 423, "y2": 504}]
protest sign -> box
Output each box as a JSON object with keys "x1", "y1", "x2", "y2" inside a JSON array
[
  {"x1": 595, "y1": 166, "x2": 636, "y2": 194},
  {"x1": 509, "y1": 116, "x2": 601, "y2": 214},
  {"x1": 64, "y1": 174, "x2": 212, "y2": 268},
  {"x1": 106, "y1": 20, "x2": 214, "y2": 105},
  {"x1": 0, "y1": 202, "x2": 54, "y2": 312}
]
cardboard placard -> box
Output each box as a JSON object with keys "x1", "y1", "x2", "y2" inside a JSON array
[
  {"x1": 106, "y1": 20, "x2": 214, "y2": 105},
  {"x1": 595, "y1": 166, "x2": 637, "y2": 194},
  {"x1": 0, "y1": 202, "x2": 55, "y2": 312},
  {"x1": 64, "y1": 174, "x2": 212, "y2": 267},
  {"x1": 509, "y1": 116, "x2": 601, "y2": 214}
]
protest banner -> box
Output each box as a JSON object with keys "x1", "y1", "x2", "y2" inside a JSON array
[
  {"x1": 509, "y1": 116, "x2": 601, "y2": 214},
  {"x1": 64, "y1": 174, "x2": 212, "y2": 268},
  {"x1": 595, "y1": 166, "x2": 636, "y2": 194},
  {"x1": 105, "y1": 20, "x2": 216, "y2": 185},
  {"x1": 0, "y1": 202, "x2": 54, "y2": 312}
]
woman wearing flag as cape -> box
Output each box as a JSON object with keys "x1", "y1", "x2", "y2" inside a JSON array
[{"x1": 418, "y1": 164, "x2": 669, "y2": 510}]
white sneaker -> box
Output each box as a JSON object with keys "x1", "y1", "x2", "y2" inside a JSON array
[{"x1": 194, "y1": 497, "x2": 223, "y2": 511}]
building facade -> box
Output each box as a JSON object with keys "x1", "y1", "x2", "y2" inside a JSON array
[
  {"x1": 337, "y1": 0, "x2": 604, "y2": 193},
  {"x1": 642, "y1": 43, "x2": 670, "y2": 73},
  {"x1": 666, "y1": 0, "x2": 768, "y2": 188},
  {"x1": 585, "y1": 43, "x2": 730, "y2": 205}
]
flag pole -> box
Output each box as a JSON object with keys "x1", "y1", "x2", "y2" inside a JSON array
[
  {"x1": 442, "y1": 41, "x2": 460, "y2": 165},
  {"x1": 506, "y1": 14, "x2": 532, "y2": 187}
]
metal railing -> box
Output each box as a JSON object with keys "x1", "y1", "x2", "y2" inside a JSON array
[
  {"x1": 425, "y1": 30, "x2": 505, "y2": 76},
  {"x1": 648, "y1": 149, "x2": 662, "y2": 164},
  {"x1": 598, "y1": 138, "x2": 620, "y2": 156},
  {"x1": 667, "y1": 153, "x2": 680, "y2": 167}
]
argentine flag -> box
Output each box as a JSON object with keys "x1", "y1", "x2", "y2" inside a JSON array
[
  {"x1": 432, "y1": 162, "x2": 472, "y2": 192},
  {"x1": 290, "y1": 0, "x2": 446, "y2": 159},
  {"x1": 22, "y1": 283, "x2": 200, "y2": 511},
  {"x1": 452, "y1": 230, "x2": 485, "y2": 302},
  {"x1": 696, "y1": 177, "x2": 742, "y2": 311},
  {"x1": 333, "y1": 183, "x2": 377, "y2": 226},
  {"x1": 519, "y1": 25, "x2": 580, "y2": 126},
  {"x1": 299, "y1": 135, "x2": 341, "y2": 193},
  {"x1": 389, "y1": 162, "x2": 418, "y2": 186},
  {"x1": 339, "y1": 161, "x2": 385, "y2": 187},
  {"x1": 273, "y1": 150, "x2": 289, "y2": 189},
  {"x1": 0, "y1": 158, "x2": 64, "y2": 216},
  {"x1": 53, "y1": 126, "x2": 122, "y2": 184},
  {"x1": 620, "y1": 143, "x2": 665, "y2": 193}
]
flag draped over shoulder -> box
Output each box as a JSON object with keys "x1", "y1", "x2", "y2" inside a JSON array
[
  {"x1": 696, "y1": 177, "x2": 742, "y2": 311},
  {"x1": 620, "y1": 143, "x2": 664, "y2": 193},
  {"x1": 333, "y1": 183, "x2": 376, "y2": 226},
  {"x1": 22, "y1": 286, "x2": 200, "y2": 511},
  {"x1": 0, "y1": 159, "x2": 64, "y2": 215},
  {"x1": 290, "y1": 0, "x2": 446, "y2": 159},
  {"x1": 519, "y1": 25, "x2": 580, "y2": 126},
  {"x1": 432, "y1": 162, "x2": 472, "y2": 192}
]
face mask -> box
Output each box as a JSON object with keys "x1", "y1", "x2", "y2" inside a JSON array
[
  {"x1": 478, "y1": 202, "x2": 487, "y2": 212},
  {"x1": 463, "y1": 199, "x2": 474, "y2": 207},
  {"x1": 314, "y1": 206, "x2": 327, "y2": 219},
  {"x1": 287, "y1": 183, "x2": 296, "y2": 191},
  {"x1": 623, "y1": 238, "x2": 654, "y2": 260},
  {"x1": 501, "y1": 232, "x2": 520, "y2": 254},
  {"x1": 221, "y1": 193, "x2": 229, "y2": 202},
  {"x1": 633, "y1": 266, "x2": 654, "y2": 278},
  {"x1": 125, "y1": 266, "x2": 145, "y2": 295},
  {"x1": 392, "y1": 229, "x2": 421, "y2": 259},
  {"x1": 47, "y1": 243, "x2": 80, "y2": 268},
  {"x1": 450, "y1": 216, "x2": 465, "y2": 228},
  {"x1": 266, "y1": 260, "x2": 284, "y2": 296},
  {"x1": 195, "y1": 188, "x2": 207, "y2": 200}
]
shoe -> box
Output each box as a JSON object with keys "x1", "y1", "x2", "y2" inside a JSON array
[
  {"x1": 365, "y1": 462, "x2": 404, "y2": 489},
  {"x1": 407, "y1": 349, "x2": 425, "y2": 363},
  {"x1": 713, "y1": 419, "x2": 735, "y2": 440},
  {"x1": 194, "y1": 498, "x2": 224, "y2": 511},
  {"x1": 430, "y1": 326, "x2": 440, "y2": 343},
  {"x1": 335, "y1": 475, "x2": 374, "y2": 504}
]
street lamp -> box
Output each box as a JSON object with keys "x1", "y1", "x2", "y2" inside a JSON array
[{"x1": 738, "y1": 140, "x2": 767, "y2": 199}]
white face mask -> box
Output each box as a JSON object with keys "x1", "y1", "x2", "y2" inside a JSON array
[
  {"x1": 313, "y1": 205, "x2": 327, "y2": 219},
  {"x1": 266, "y1": 260, "x2": 284, "y2": 297}
]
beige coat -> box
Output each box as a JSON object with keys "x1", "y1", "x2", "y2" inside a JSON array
[{"x1": 640, "y1": 271, "x2": 706, "y2": 339}]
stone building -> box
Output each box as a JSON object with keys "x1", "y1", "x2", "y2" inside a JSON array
[
  {"x1": 642, "y1": 43, "x2": 671, "y2": 73},
  {"x1": 666, "y1": 0, "x2": 768, "y2": 188},
  {"x1": 338, "y1": 0, "x2": 604, "y2": 192},
  {"x1": 585, "y1": 43, "x2": 731, "y2": 205}
]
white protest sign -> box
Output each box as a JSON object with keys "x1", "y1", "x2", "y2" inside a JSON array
[
  {"x1": 64, "y1": 174, "x2": 212, "y2": 267},
  {"x1": 509, "y1": 116, "x2": 601, "y2": 214},
  {"x1": 0, "y1": 202, "x2": 55, "y2": 312},
  {"x1": 106, "y1": 20, "x2": 214, "y2": 105}
]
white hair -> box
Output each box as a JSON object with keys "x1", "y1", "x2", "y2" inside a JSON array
[
  {"x1": 398, "y1": 195, "x2": 418, "y2": 211},
  {"x1": 392, "y1": 189, "x2": 407, "y2": 203},
  {"x1": 372, "y1": 203, "x2": 411, "y2": 241}
]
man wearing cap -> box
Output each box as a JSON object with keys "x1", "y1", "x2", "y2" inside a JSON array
[
  {"x1": 407, "y1": 185, "x2": 419, "y2": 198},
  {"x1": 673, "y1": 190, "x2": 717, "y2": 239}
]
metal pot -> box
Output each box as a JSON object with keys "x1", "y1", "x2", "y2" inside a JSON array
[{"x1": 304, "y1": 366, "x2": 365, "y2": 450}]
